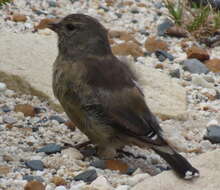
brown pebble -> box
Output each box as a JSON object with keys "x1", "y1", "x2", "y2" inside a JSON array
[
  {"x1": 166, "y1": 26, "x2": 188, "y2": 38},
  {"x1": 155, "y1": 64, "x2": 164, "y2": 69},
  {"x1": 105, "y1": 160, "x2": 129, "y2": 174},
  {"x1": 0, "y1": 165, "x2": 10, "y2": 175},
  {"x1": 112, "y1": 42, "x2": 144, "y2": 57},
  {"x1": 204, "y1": 58, "x2": 220, "y2": 73},
  {"x1": 24, "y1": 181, "x2": 45, "y2": 190},
  {"x1": 186, "y1": 46, "x2": 210, "y2": 61},
  {"x1": 14, "y1": 104, "x2": 36, "y2": 117},
  {"x1": 145, "y1": 36, "x2": 169, "y2": 53},
  {"x1": 51, "y1": 176, "x2": 66, "y2": 186},
  {"x1": 12, "y1": 14, "x2": 27, "y2": 22}
]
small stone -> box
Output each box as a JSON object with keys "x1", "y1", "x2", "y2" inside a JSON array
[
  {"x1": 1, "y1": 105, "x2": 11, "y2": 113},
  {"x1": 182, "y1": 59, "x2": 209, "y2": 74},
  {"x1": 51, "y1": 176, "x2": 66, "y2": 186},
  {"x1": 157, "y1": 19, "x2": 174, "y2": 36},
  {"x1": 204, "y1": 125, "x2": 220, "y2": 143},
  {"x1": 48, "y1": 0, "x2": 57, "y2": 7},
  {"x1": 35, "y1": 18, "x2": 58, "y2": 30},
  {"x1": 55, "y1": 186, "x2": 67, "y2": 190},
  {"x1": 0, "y1": 165, "x2": 10, "y2": 175},
  {"x1": 25, "y1": 160, "x2": 44, "y2": 171},
  {"x1": 155, "y1": 64, "x2": 164, "y2": 69},
  {"x1": 112, "y1": 42, "x2": 144, "y2": 57},
  {"x1": 109, "y1": 30, "x2": 137, "y2": 43},
  {"x1": 192, "y1": 74, "x2": 213, "y2": 88},
  {"x1": 14, "y1": 104, "x2": 36, "y2": 117},
  {"x1": 0, "y1": 82, "x2": 7, "y2": 92},
  {"x1": 64, "y1": 120, "x2": 76, "y2": 131},
  {"x1": 23, "y1": 175, "x2": 44, "y2": 182},
  {"x1": 36, "y1": 144, "x2": 62, "y2": 154},
  {"x1": 3, "y1": 154, "x2": 14, "y2": 162},
  {"x1": 169, "y1": 69, "x2": 180, "y2": 78},
  {"x1": 74, "y1": 169, "x2": 97, "y2": 183},
  {"x1": 90, "y1": 176, "x2": 113, "y2": 190},
  {"x1": 91, "y1": 159, "x2": 129, "y2": 174},
  {"x1": 3, "y1": 115, "x2": 17, "y2": 124},
  {"x1": 12, "y1": 14, "x2": 27, "y2": 22},
  {"x1": 186, "y1": 46, "x2": 210, "y2": 61},
  {"x1": 166, "y1": 26, "x2": 188, "y2": 38},
  {"x1": 204, "y1": 58, "x2": 220, "y2": 73},
  {"x1": 155, "y1": 50, "x2": 174, "y2": 61},
  {"x1": 49, "y1": 115, "x2": 66, "y2": 124},
  {"x1": 24, "y1": 181, "x2": 45, "y2": 190},
  {"x1": 145, "y1": 36, "x2": 169, "y2": 53}
]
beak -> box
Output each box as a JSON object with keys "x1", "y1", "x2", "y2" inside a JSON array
[{"x1": 47, "y1": 20, "x2": 61, "y2": 32}]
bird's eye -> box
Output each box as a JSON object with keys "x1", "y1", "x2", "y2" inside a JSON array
[{"x1": 66, "y1": 24, "x2": 77, "y2": 31}]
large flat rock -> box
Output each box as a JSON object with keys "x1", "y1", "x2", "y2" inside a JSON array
[
  {"x1": 132, "y1": 150, "x2": 220, "y2": 190},
  {"x1": 0, "y1": 32, "x2": 186, "y2": 118}
]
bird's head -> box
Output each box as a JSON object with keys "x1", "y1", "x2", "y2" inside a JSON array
[{"x1": 48, "y1": 14, "x2": 112, "y2": 58}]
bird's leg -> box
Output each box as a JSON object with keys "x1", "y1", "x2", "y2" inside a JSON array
[{"x1": 63, "y1": 140, "x2": 92, "y2": 150}]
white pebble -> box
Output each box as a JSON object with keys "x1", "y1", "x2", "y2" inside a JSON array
[
  {"x1": 55, "y1": 186, "x2": 67, "y2": 190},
  {"x1": 90, "y1": 176, "x2": 113, "y2": 190},
  {"x1": 207, "y1": 119, "x2": 219, "y2": 127},
  {"x1": 0, "y1": 82, "x2": 7, "y2": 92}
]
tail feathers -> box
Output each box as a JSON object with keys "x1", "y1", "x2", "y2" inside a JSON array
[{"x1": 152, "y1": 145, "x2": 199, "y2": 179}]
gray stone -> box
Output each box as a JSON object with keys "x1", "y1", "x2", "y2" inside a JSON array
[
  {"x1": 169, "y1": 69, "x2": 180, "y2": 78},
  {"x1": 49, "y1": 115, "x2": 65, "y2": 123},
  {"x1": 155, "y1": 50, "x2": 174, "y2": 62},
  {"x1": 74, "y1": 169, "x2": 97, "y2": 183},
  {"x1": 157, "y1": 19, "x2": 174, "y2": 36},
  {"x1": 36, "y1": 143, "x2": 62, "y2": 154},
  {"x1": 23, "y1": 175, "x2": 44, "y2": 182},
  {"x1": 3, "y1": 115, "x2": 17, "y2": 124},
  {"x1": 182, "y1": 59, "x2": 209, "y2": 74},
  {"x1": 25, "y1": 160, "x2": 44, "y2": 171},
  {"x1": 204, "y1": 125, "x2": 220, "y2": 143},
  {"x1": 1, "y1": 105, "x2": 11, "y2": 113},
  {"x1": 90, "y1": 160, "x2": 106, "y2": 169}
]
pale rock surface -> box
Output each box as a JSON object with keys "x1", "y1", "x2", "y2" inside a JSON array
[
  {"x1": 0, "y1": 32, "x2": 186, "y2": 118},
  {"x1": 89, "y1": 176, "x2": 113, "y2": 190},
  {"x1": 132, "y1": 150, "x2": 220, "y2": 190}
]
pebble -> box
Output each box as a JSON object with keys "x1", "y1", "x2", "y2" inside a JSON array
[
  {"x1": 0, "y1": 82, "x2": 7, "y2": 92},
  {"x1": 3, "y1": 115, "x2": 17, "y2": 124},
  {"x1": 23, "y1": 175, "x2": 44, "y2": 182},
  {"x1": 157, "y1": 18, "x2": 173, "y2": 36},
  {"x1": 169, "y1": 69, "x2": 181, "y2": 78},
  {"x1": 155, "y1": 50, "x2": 174, "y2": 62},
  {"x1": 36, "y1": 143, "x2": 62, "y2": 154},
  {"x1": 49, "y1": 115, "x2": 66, "y2": 124},
  {"x1": 74, "y1": 169, "x2": 97, "y2": 183},
  {"x1": 1, "y1": 105, "x2": 11, "y2": 113},
  {"x1": 115, "y1": 185, "x2": 130, "y2": 190},
  {"x1": 192, "y1": 74, "x2": 214, "y2": 88},
  {"x1": 204, "y1": 125, "x2": 220, "y2": 143},
  {"x1": 55, "y1": 186, "x2": 67, "y2": 190},
  {"x1": 25, "y1": 160, "x2": 44, "y2": 171},
  {"x1": 24, "y1": 181, "x2": 45, "y2": 190},
  {"x1": 90, "y1": 176, "x2": 113, "y2": 190},
  {"x1": 182, "y1": 59, "x2": 209, "y2": 74}
]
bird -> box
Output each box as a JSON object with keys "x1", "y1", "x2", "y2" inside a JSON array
[{"x1": 48, "y1": 13, "x2": 199, "y2": 180}]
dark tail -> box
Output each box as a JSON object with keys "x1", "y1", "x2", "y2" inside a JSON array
[{"x1": 152, "y1": 145, "x2": 199, "y2": 179}]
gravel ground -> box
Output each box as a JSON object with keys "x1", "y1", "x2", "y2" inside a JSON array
[{"x1": 1, "y1": 0, "x2": 220, "y2": 189}]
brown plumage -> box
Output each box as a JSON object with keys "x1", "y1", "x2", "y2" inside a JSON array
[{"x1": 48, "y1": 14, "x2": 199, "y2": 179}]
